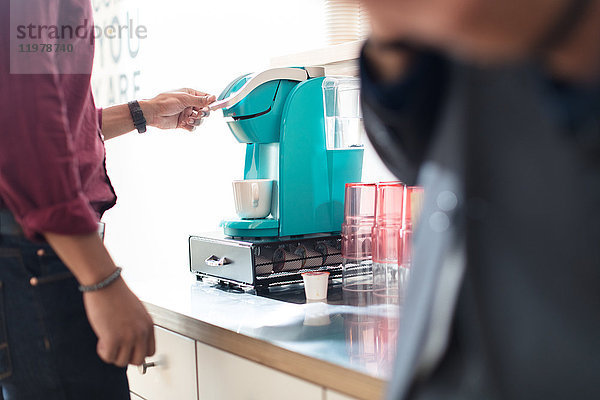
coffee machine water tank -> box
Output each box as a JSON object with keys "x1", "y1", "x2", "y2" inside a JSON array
[{"x1": 322, "y1": 77, "x2": 365, "y2": 150}]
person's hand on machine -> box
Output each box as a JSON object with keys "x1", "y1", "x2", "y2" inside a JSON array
[
  {"x1": 139, "y1": 88, "x2": 216, "y2": 132},
  {"x1": 101, "y1": 88, "x2": 216, "y2": 140}
]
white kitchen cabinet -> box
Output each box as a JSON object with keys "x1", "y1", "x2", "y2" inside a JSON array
[
  {"x1": 130, "y1": 393, "x2": 145, "y2": 400},
  {"x1": 325, "y1": 389, "x2": 360, "y2": 400},
  {"x1": 127, "y1": 326, "x2": 198, "y2": 400},
  {"x1": 196, "y1": 341, "x2": 322, "y2": 400}
]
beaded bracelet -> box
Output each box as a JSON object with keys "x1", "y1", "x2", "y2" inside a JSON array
[{"x1": 78, "y1": 267, "x2": 123, "y2": 293}]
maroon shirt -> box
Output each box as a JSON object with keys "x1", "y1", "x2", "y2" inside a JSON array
[{"x1": 0, "y1": 0, "x2": 116, "y2": 240}]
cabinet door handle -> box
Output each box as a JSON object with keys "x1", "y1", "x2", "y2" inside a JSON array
[
  {"x1": 205, "y1": 255, "x2": 230, "y2": 266},
  {"x1": 138, "y1": 361, "x2": 156, "y2": 375}
]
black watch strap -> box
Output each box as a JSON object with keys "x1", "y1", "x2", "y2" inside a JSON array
[{"x1": 128, "y1": 100, "x2": 147, "y2": 133}]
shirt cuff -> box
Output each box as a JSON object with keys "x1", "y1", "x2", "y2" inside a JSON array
[{"x1": 20, "y1": 193, "x2": 100, "y2": 241}]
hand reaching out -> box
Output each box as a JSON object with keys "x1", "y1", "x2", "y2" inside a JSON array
[{"x1": 140, "y1": 88, "x2": 216, "y2": 132}]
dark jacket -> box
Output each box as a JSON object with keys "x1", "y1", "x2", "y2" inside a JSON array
[{"x1": 361, "y1": 50, "x2": 600, "y2": 400}]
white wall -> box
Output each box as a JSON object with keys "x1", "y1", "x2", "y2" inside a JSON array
[{"x1": 91, "y1": 0, "x2": 394, "y2": 282}]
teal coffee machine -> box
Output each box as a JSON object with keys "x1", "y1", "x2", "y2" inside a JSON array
[{"x1": 189, "y1": 67, "x2": 364, "y2": 290}]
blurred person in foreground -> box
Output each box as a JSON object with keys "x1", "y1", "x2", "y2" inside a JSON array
[
  {"x1": 0, "y1": 0, "x2": 214, "y2": 398},
  {"x1": 359, "y1": 0, "x2": 600, "y2": 399}
]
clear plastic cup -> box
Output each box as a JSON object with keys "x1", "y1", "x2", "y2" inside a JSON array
[{"x1": 372, "y1": 225, "x2": 403, "y2": 290}]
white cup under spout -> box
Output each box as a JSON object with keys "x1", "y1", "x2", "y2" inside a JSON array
[{"x1": 232, "y1": 179, "x2": 273, "y2": 219}]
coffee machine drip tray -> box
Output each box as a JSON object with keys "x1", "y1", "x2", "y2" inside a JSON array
[
  {"x1": 189, "y1": 232, "x2": 342, "y2": 289},
  {"x1": 220, "y1": 218, "x2": 279, "y2": 238}
]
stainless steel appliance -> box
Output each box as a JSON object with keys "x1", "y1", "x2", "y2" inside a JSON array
[{"x1": 190, "y1": 232, "x2": 342, "y2": 290}]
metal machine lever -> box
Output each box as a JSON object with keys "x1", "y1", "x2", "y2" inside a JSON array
[
  {"x1": 138, "y1": 361, "x2": 156, "y2": 375},
  {"x1": 205, "y1": 255, "x2": 230, "y2": 267}
]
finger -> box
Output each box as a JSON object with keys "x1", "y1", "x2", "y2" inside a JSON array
[
  {"x1": 184, "y1": 109, "x2": 207, "y2": 126},
  {"x1": 175, "y1": 88, "x2": 210, "y2": 97},
  {"x1": 178, "y1": 117, "x2": 198, "y2": 130},
  {"x1": 187, "y1": 117, "x2": 204, "y2": 127},
  {"x1": 190, "y1": 108, "x2": 210, "y2": 118},
  {"x1": 178, "y1": 93, "x2": 214, "y2": 109},
  {"x1": 179, "y1": 123, "x2": 196, "y2": 132},
  {"x1": 179, "y1": 89, "x2": 217, "y2": 105},
  {"x1": 97, "y1": 339, "x2": 119, "y2": 364},
  {"x1": 147, "y1": 328, "x2": 156, "y2": 357},
  {"x1": 130, "y1": 335, "x2": 149, "y2": 366},
  {"x1": 177, "y1": 106, "x2": 194, "y2": 128},
  {"x1": 114, "y1": 344, "x2": 134, "y2": 368}
]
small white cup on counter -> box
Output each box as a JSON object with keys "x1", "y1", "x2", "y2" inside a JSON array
[
  {"x1": 302, "y1": 271, "x2": 330, "y2": 301},
  {"x1": 232, "y1": 179, "x2": 273, "y2": 219}
]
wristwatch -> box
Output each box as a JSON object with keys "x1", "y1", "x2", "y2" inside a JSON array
[{"x1": 128, "y1": 100, "x2": 147, "y2": 133}]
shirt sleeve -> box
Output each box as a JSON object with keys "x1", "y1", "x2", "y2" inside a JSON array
[
  {"x1": 0, "y1": 0, "x2": 99, "y2": 241},
  {"x1": 0, "y1": 70, "x2": 100, "y2": 241},
  {"x1": 359, "y1": 44, "x2": 450, "y2": 184}
]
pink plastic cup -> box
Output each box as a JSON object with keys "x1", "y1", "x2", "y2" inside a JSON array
[
  {"x1": 342, "y1": 182, "x2": 377, "y2": 259},
  {"x1": 371, "y1": 182, "x2": 405, "y2": 298},
  {"x1": 372, "y1": 182, "x2": 405, "y2": 264},
  {"x1": 342, "y1": 183, "x2": 377, "y2": 226},
  {"x1": 341, "y1": 183, "x2": 377, "y2": 301}
]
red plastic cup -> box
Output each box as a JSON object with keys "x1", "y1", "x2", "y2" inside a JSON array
[
  {"x1": 372, "y1": 182, "x2": 405, "y2": 263},
  {"x1": 374, "y1": 181, "x2": 405, "y2": 226},
  {"x1": 342, "y1": 225, "x2": 373, "y2": 260},
  {"x1": 342, "y1": 182, "x2": 376, "y2": 260},
  {"x1": 371, "y1": 182, "x2": 405, "y2": 299},
  {"x1": 342, "y1": 183, "x2": 377, "y2": 297}
]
